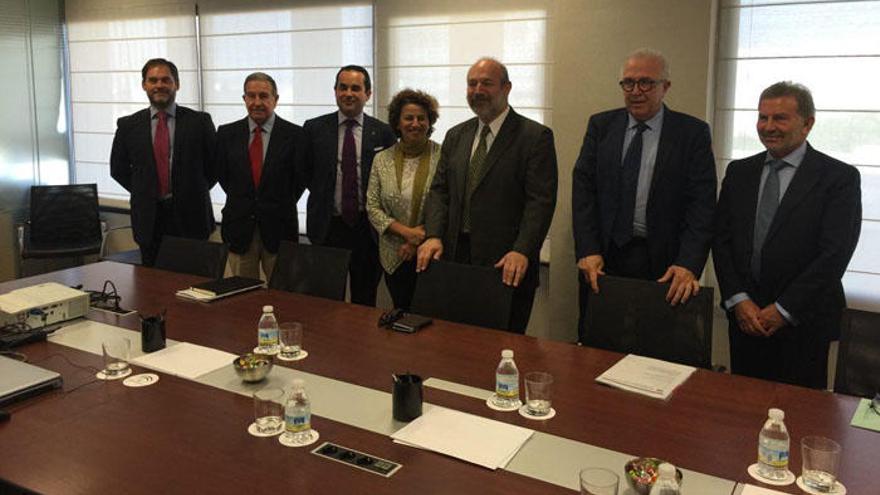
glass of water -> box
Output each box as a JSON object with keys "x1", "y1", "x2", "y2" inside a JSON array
[
  {"x1": 524, "y1": 371, "x2": 553, "y2": 417},
  {"x1": 801, "y1": 435, "x2": 841, "y2": 492},
  {"x1": 101, "y1": 337, "x2": 130, "y2": 377},
  {"x1": 253, "y1": 388, "x2": 284, "y2": 435},
  {"x1": 579, "y1": 467, "x2": 618, "y2": 495},
  {"x1": 279, "y1": 322, "x2": 303, "y2": 359}
]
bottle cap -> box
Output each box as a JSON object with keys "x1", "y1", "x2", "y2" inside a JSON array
[
  {"x1": 658, "y1": 463, "x2": 676, "y2": 479},
  {"x1": 768, "y1": 408, "x2": 784, "y2": 420},
  {"x1": 291, "y1": 378, "x2": 305, "y2": 389},
  {"x1": 263, "y1": 305, "x2": 274, "y2": 313},
  {"x1": 501, "y1": 349, "x2": 513, "y2": 358}
]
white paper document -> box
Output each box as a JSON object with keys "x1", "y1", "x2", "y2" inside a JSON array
[
  {"x1": 130, "y1": 342, "x2": 235, "y2": 380},
  {"x1": 391, "y1": 405, "x2": 534, "y2": 470},
  {"x1": 739, "y1": 483, "x2": 789, "y2": 495},
  {"x1": 175, "y1": 289, "x2": 216, "y2": 302},
  {"x1": 595, "y1": 354, "x2": 696, "y2": 400}
]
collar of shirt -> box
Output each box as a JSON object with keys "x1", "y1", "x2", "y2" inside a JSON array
[
  {"x1": 477, "y1": 105, "x2": 511, "y2": 139},
  {"x1": 248, "y1": 113, "x2": 275, "y2": 135},
  {"x1": 765, "y1": 140, "x2": 807, "y2": 169},
  {"x1": 626, "y1": 104, "x2": 664, "y2": 132},
  {"x1": 150, "y1": 102, "x2": 177, "y2": 119},
  {"x1": 338, "y1": 111, "x2": 364, "y2": 128}
]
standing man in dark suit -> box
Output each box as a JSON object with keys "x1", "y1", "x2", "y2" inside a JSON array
[
  {"x1": 571, "y1": 49, "x2": 716, "y2": 341},
  {"x1": 110, "y1": 58, "x2": 217, "y2": 266},
  {"x1": 714, "y1": 81, "x2": 861, "y2": 388},
  {"x1": 216, "y1": 72, "x2": 304, "y2": 280},
  {"x1": 301, "y1": 65, "x2": 396, "y2": 306},
  {"x1": 417, "y1": 57, "x2": 558, "y2": 334}
]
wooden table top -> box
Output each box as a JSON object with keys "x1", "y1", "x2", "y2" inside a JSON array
[{"x1": 1, "y1": 262, "x2": 876, "y2": 494}]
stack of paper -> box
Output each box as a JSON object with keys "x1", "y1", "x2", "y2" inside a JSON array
[
  {"x1": 739, "y1": 484, "x2": 789, "y2": 495},
  {"x1": 130, "y1": 342, "x2": 236, "y2": 380},
  {"x1": 595, "y1": 354, "x2": 696, "y2": 400},
  {"x1": 391, "y1": 406, "x2": 534, "y2": 470}
]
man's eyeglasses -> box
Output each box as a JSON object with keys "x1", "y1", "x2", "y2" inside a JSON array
[{"x1": 619, "y1": 78, "x2": 665, "y2": 93}]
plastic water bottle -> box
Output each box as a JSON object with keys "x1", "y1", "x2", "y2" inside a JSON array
[
  {"x1": 257, "y1": 305, "x2": 279, "y2": 353},
  {"x1": 649, "y1": 463, "x2": 681, "y2": 495},
  {"x1": 757, "y1": 408, "x2": 790, "y2": 481},
  {"x1": 493, "y1": 349, "x2": 520, "y2": 408},
  {"x1": 283, "y1": 378, "x2": 311, "y2": 444}
]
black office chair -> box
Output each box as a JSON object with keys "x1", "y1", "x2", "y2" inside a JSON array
[
  {"x1": 268, "y1": 241, "x2": 351, "y2": 301},
  {"x1": 834, "y1": 308, "x2": 880, "y2": 398},
  {"x1": 153, "y1": 235, "x2": 228, "y2": 279},
  {"x1": 410, "y1": 260, "x2": 513, "y2": 330},
  {"x1": 584, "y1": 275, "x2": 715, "y2": 369},
  {"x1": 18, "y1": 184, "x2": 103, "y2": 259}
]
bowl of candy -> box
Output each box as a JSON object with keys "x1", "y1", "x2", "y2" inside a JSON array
[
  {"x1": 233, "y1": 353, "x2": 273, "y2": 382},
  {"x1": 624, "y1": 457, "x2": 683, "y2": 494}
]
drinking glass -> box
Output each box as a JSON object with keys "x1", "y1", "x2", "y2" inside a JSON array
[
  {"x1": 579, "y1": 468, "x2": 618, "y2": 495},
  {"x1": 524, "y1": 371, "x2": 553, "y2": 416},
  {"x1": 253, "y1": 388, "x2": 285, "y2": 435},
  {"x1": 801, "y1": 436, "x2": 841, "y2": 492},
  {"x1": 279, "y1": 322, "x2": 303, "y2": 359},
  {"x1": 101, "y1": 337, "x2": 131, "y2": 377}
]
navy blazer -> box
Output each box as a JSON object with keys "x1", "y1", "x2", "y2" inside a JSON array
[
  {"x1": 216, "y1": 115, "x2": 305, "y2": 254},
  {"x1": 300, "y1": 112, "x2": 396, "y2": 244},
  {"x1": 713, "y1": 144, "x2": 861, "y2": 338},
  {"x1": 571, "y1": 106, "x2": 716, "y2": 278},
  {"x1": 110, "y1": 105, "x2": 217, "y2": 246}
]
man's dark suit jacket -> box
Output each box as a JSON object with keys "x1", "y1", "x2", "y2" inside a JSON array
[
  {"x1": 424, "y1": 108, "x2": 558, "y2": 287},
  {"x1": 110, "y1": 105, "x2": 217, "y2": 246},
  {"x1": 216, "y1": 116, "x2": 305, "y2": 254},
  {"x1": 300, "y1": 112, "x2": 396, "y2": 244},
  {"x1": 571, "y1": 106, "x2": 716, "y2": 278},
  {"x1": 713, "y1": 144, "x2": 862, "y2": 341}
]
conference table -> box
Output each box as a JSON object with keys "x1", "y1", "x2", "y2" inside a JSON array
[{"x1": 0, "y1": 262, "x2": 876, "y2": 494}]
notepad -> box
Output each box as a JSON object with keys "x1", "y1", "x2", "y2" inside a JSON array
[
  {"x1": 850, "y1": 398, "x2": 880, "y2": 432},
  {"x1": 176, "y1": 277, "x2": 264, "y2": 302},
  {"x1": 391, "y1": 405, "x2": 534, "y2": 470},
  {"x1": 739, "y1": 484, "x2": 789, "y2": 495},
  {"x1": 595, "y1": 354, "x2": 696, "y2": 400},
  {"x1": 130, "y1": 342, "x2": 236, "y2": 380}
]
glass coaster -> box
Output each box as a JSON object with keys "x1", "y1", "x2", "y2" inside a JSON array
[
  {"x1": 746, "y1": 463, "x2": 795, "y2": 486},
  {"x1": 796, "y1": 476, "x2": 846, "y2": 495},
  {"x1": 518, "y1": 404, "x2": 556, "y2": 420},
  {"x1": 248, "y1": 422, "x2": 283, "y2": 438},
  {"x1": 96, "y1": 368, "x2": 132, "y2": 380},
  {"x1": 485, "y1": 396, "x2": 522, "y2": 412},
  {"x1": 276, "y1": 350, "x2": 308, "y2": 362},
  {"x1": 123, "y1": 373, "x2": 159, "y2": 387},
  {"x1": 253, "y1": 346, "x2": 279, "y2": 356},
  {"x1": 278, "y1": 429, "x2": 320, "y2": 447}
]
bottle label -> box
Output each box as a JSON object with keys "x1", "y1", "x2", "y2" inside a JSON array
[
  {"x1": 258, "y1": 328, "x2": 278, "y2": 347},
  {"x1": 285, "y1": 411, "x2": 310, "y2": 433},
  {"x1": 495, "y1": 373, "x2": 519, "y2": 398},
  {"x1": 758, "y1": 443, "x2": 789, "y2": 468}
]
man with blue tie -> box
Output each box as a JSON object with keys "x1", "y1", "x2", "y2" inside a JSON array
[
  {"x1": 110, "y1": 58, "x2": 217, "y2": 266},
  {"x1": 714, "y1": 81, "x2": 861, "y2": 388},
  {"x1": 216, "y1": 72, "x2": 304, "y2": 279},
  {"x1": 301, "y1": 66, "x2": 396, "y2": 306},
  {"x1": 571, "y1": 49, "x2": 717, "y2": 342}
]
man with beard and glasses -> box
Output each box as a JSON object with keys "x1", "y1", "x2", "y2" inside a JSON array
[
  {"x1": 215, "y1": 72, "x2": 305, "y2": 280},
  {"x1": 417, "y1": 57, "x2": 558, "y2": 334},
  {"x1": 110, "y1": 58, "x2": 218, "y2": 266},
  {"x1": 571, "y1": 48, "x2": 716, "y2": 343},
  {"x1": 714, "y1": 81, "x2": 861, "y2": 388},
  {"x1": 301, "y1": 65, "x2": 396, "y2": 306}
]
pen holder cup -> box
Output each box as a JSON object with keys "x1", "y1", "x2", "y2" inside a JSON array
[
  {"x1": 141, "y1": 316, "x2": 166, "y2": 353},
  {"x1": 392, "y1": 374, "x2": 423, "y2": 422}
]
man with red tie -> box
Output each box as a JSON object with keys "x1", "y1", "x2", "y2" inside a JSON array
[
  {"x1": 110, "y1": 58, "x2": 217, "y2": 266},
  {"x1": 216, "y1": 72, "x2": 305, "y2": 279}
]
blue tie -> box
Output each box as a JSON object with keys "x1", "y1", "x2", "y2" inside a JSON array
[
  {"x1": 612, "y1": 121, "x2": 649, "y2": 247},
  {"x1": 751, "y1": 159, "x2": 788, "y2": 279}
]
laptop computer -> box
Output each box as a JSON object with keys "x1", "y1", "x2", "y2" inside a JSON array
[{"x1": 0, "y1": 355, "x2": 63, "y2": 406}]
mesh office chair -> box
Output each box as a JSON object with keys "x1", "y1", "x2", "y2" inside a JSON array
[
  {"x1": 584, "y1": 275, "x2": 715, "y2": 369},
  {"x1": 268, "y1": 241, "x2": 351, "y2": 301},
  {"x1": 834, "y1": 308, "x2": 880, "y2": 398},
  {"x1": 18, "y1": 184, "x2": 103, "y2": 259},
  {"x1": 410, "y1": 260, "x2": 514, "y2": 330},
  {"x1": 153, "y1": 235, "x2": 229, "y2": 279}
]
